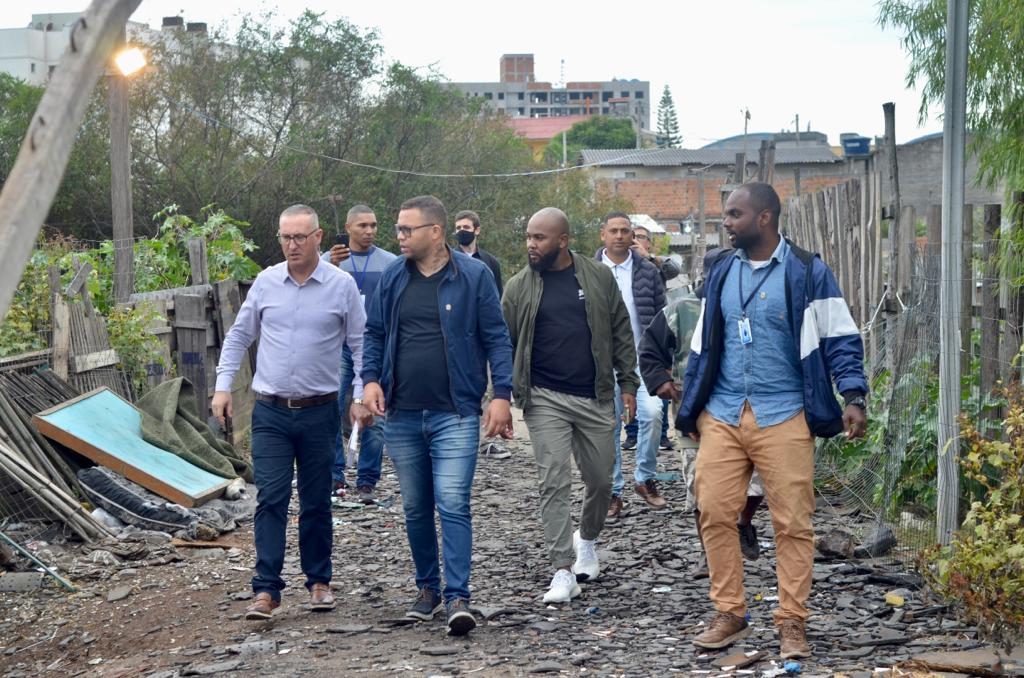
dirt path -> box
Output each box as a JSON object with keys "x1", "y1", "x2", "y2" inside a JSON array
[{"x1": 0, "y1": 422, "x2": 979, "y2": 677}]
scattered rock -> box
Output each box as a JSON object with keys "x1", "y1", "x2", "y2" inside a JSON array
[
  {"x1": 854, "y1": 525, "x2": 897, "y2": 558},
  {"x1": 181, "y1": 659, "x2": 243, "y2": 675},
  {"x1": 325, "y1": 625, "x2": 372, "y2": 635},
  {"x1": 420, "y1": 646, "x2": 460, "y2": 656},
  {"x1": 106, "y1": 585, "x2": 133, "y2": 602},
  {"x1": 816, "y1": 528, "x2": 856, "y2": 558},
  {"x1": 528, "y1": 661, "x2": 565, "y2": 673},
  {"x1": 714, "y1": 650, "x2": 767, "y2": 669}
]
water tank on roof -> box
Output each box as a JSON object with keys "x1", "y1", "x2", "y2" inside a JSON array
[{"x1": 840, "y1": 133, "x2": 871, "y2": 157}]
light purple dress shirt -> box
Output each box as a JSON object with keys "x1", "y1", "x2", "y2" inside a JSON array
[{"x1": 215, "y1": 259, "x2": 367, "y2": 399}]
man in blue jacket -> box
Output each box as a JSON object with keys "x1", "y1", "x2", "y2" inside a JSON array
[
  {"x1": 676, "y1": 183, "x2": 867, "y2": 659},
  {"x1": 361, "y1": 195, "x2": 513, "y2": 637}
]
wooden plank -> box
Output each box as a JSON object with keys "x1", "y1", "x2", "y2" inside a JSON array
[
  {"x1": 980, "y1": 204, "x2": 1001, "y2": 401},
  {"x1": 71, "y1": 348, "x2": 118, "y2": 373},
  {"x1": 51, "y1": 295, "x2": 71, "y2": 380},
  {"x1": 0, "y1": 0, "x2": 144, "y2": 320},
  {"x1": 212, "y1": 280, "x2": 254, "y2": 444},
  {"x1": 129, "y1": 284, "x2": 212, "y2": 303},
  {"x1": 171, "y1": 537, "x2": 242, "y2": 549},
  {"x1": 32, "y1": 387, "x2": 229, "y2": 507},
  {"x1": 898, "y1": 205, "x2": 916, "y2": 298},
  {"x1": 64, "y1": 260, "x2": 92, "y2": 297},
  {"x1": 927, "y1": 204, "x2": 942, "y2": 249},
  {"x1": 174, "y1": 294, "x2": 210, "y2": 420},
  {"x1": 187, "y1": 237, "x2": 209, "y2": 286}
]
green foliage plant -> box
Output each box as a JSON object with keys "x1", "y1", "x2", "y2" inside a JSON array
[{"x1": 921, "y1": 387, "x2": 1024, "y2": 651}]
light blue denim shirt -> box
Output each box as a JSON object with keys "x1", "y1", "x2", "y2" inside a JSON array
[{"x1": 706, "y1": 237, "x2": 803, "y2": 427}]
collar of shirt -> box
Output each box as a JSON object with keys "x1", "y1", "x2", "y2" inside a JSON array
[
  {"x1": 282, "y1": 258, "x2": 329, "y2": 286},
  {"x1": 736, "y1": 236, "x2": 789, "y2": 266},
  {"x1": 601, "y1": 249, "x2": 634, "y2": 275}
]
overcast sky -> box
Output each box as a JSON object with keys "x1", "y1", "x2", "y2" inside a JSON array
[{"x1": 3, "y1": 1, "x2": 943, "y2": 146}]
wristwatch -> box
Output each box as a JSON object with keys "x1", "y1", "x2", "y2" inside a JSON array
[
  {"x1": 352, "y1": 398, "x2": 364, "y2": 405},
  {"x1": 845, "y1": 395, "x2": 867, "y2": 411}
]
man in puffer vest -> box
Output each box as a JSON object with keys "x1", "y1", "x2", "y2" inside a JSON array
[{"x1": 674, "y1": 182, "x2": 868, "y2": 660}]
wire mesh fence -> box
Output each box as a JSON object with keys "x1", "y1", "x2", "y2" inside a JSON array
[{"x1": 814, "y1": 230, "x2": 1022, "y2": 569}]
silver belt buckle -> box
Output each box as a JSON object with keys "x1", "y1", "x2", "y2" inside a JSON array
[{"x1": 286, "y1": 398, "x2": 301, "y2": 409}]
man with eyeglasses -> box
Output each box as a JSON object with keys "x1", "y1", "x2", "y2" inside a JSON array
[
  {"x1": 320, "y1": 204, "x2": 396, "y2": 505},
  {"x1": 361, "y1": 195, "x2": 514, "y2": 636},
  {"x1": 453, "y1": 210, "x2": 503, "y2": 298},
  {"x1": 214, "y1": 204, "x2": 372, "y2": 621}
]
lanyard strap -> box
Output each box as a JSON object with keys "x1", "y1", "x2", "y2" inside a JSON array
[
  {"x1": 737, "y1": 258, "x2": 778, "y2": 317},
  {"x1": 350, "y1": 249, "x2": 372, "y2": 291}
]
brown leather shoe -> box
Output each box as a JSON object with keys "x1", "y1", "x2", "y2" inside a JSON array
[
  {"x1": 310, "y1": 582, "x2": 335, "y2": 611},
  {"x1": 693, "y1": 611, "x2": 750, "y2": 649},
  {"x1": 778, "y1": 619, "x2": 812, "y2": 659},
  {"x1": 606, "y1": 495, "x2": 623, "y2": 520},
  {"x1": 244, "y1": 592, "x2": 279, "y2": 620},
  {"x1": 634, "y1": 479, "x2": 667, "y2": 508}
]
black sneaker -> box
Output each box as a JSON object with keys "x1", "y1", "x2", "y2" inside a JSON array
[
  {"x1": 355, "y1": 485, "x2": 376, "y2": 505},
  {"x1": 405, "y1": 588, "x2": 443, "y2": 621},
  {"x1": 622, "y1": 436, "x2": 637, "y2": 450},
  {"x1": 660, "y1": 435, "x2": 675, "y2": 450},
  {"x1": 738, "y1": 523, "x2": 760, "y2": 561},
  {"x1": 446, "y1": 598, "x2": 477, "y2": 636}
]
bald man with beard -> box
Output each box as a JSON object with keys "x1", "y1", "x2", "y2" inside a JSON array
[{"x1": 501, "y1": 208, "x2": 639, "y2": 604}]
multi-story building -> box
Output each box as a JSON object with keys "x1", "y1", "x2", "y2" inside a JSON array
[
  {"x1": 0, "y1": 13, "x2": 208, "y2": 86},
  {"x1": 450, "y1": 53, "x2": 650, "y2": 129}
]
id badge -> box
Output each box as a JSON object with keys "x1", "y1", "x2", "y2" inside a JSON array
[
  {"x1": 738, "y1": 317, "x2": 753, "y2": 345},
  {"x1": 360, "y1": 294, "x2": 366, "y2": 307}
]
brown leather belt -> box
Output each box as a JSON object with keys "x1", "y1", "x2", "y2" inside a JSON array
[{"x1": 255, "y1": 392, "x2": 338, "y2": 409}]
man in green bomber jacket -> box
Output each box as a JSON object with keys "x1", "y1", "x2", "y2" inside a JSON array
[{"x1": 501, "y1": 207, "x2": 639, "y2": 604}]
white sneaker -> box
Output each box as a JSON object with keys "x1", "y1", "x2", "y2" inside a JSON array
[
  {"x1": 572, "y1": 530, "x2": 600, "y2": 581},
  {"x1": 542, "y1": 569, "x2": 581, "y2": 603}
]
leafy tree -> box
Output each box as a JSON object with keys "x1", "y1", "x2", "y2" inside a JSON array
[
  {"x1": 656, "y1": 85, "x2": 682, "y2": 148},
  {"x1": 545, "y1": 116, "x2": 637, "y2": 165},
  {"x1": 878, "y1": 0, "x2": 1024, "y2": 190}
]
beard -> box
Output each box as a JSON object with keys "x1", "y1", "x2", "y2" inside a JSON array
[{"x1": 528, "y1": 247, "x2": 561, "y2": 272}]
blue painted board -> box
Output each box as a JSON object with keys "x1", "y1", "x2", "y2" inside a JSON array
[{"x1": 33, "y1": 388, "x2": 228, "y2": 507}]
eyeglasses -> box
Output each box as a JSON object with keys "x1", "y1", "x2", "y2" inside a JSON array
[
  {"x1": 277, "y1": 229, "x2": 319, "y2": 245},
  {"x1": 634, "y1": 233, "x2": 651, "y2": 241},
  {"x1": 394, "y1": 223, "x2": 436, "y2": 237}
]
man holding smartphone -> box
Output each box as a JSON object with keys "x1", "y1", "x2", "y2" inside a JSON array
[
  {"x1": 321, "y1": 204, "x2": 396, "y2": 504},
  {"x1": 501, "y1": 207, "x2": 638, "y2": 604}
]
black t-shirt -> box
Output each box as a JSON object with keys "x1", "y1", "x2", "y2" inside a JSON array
[
  {"x1": 530, "y1": 265, "x2": 596, "y2": 398},
  {"x1": 392, "y1": 263, "x2": 455, "y2": 411}
]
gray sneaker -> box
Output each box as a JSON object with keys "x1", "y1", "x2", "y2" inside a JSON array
[
  {"x1": 446, "y1": 598, "x2": 477, "y2": 636},
  {"x1": 356, "y1": 485, "x2": 376, "y2": 505},
  {"x1": 406, "y1": 588, "x2": 443, "y2": 621}
]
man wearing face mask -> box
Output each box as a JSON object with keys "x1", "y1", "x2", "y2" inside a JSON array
[{"x1": 454, "y1": 210, "x2": 503, "y2": 298}]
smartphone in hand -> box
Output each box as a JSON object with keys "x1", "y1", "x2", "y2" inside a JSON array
[{"x1": 335, "y1": 232, "x2": 350, "y2": 247}]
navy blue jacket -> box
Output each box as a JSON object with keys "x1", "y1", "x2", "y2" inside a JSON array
[
  {"x1": 678, "y1": 240, "x2": 868, "y2": 438},
  {"x1": 362, "y1": 249, "x2": 514, "y2": 417}
]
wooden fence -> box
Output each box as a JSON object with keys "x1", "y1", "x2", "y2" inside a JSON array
[{"x1": 784, "y1": 177, "x2": 1024, "y2": 388}]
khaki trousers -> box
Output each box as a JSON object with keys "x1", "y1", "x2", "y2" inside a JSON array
[
  {"x1": 695, "y1": 404, "x2": 815, "y2": 623},
  {"x1": 524, "y1": 387, "x2": 616, "y2": 569}
]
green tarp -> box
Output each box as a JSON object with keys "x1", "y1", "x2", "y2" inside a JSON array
[{"x1": 136, "y1": 378, "x2": 253, "y2": 482}]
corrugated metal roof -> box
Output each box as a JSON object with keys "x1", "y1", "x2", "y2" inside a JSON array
[
  {"x1": 580, "y1": 146, "x2": 841, "y2": 167},
  {"x1": 506, "y1": 115, "x2": 592, "y2": 140}
]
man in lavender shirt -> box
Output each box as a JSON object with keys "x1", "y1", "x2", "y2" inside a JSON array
[{"x1": 213, "y1": 204, "x2": 372, "y2": 620}]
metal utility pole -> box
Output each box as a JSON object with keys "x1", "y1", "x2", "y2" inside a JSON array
[
  {"x1": 109, "y1": 27, "x2": 134, "y2": 304},
  {"x1": 937, "y1": 0, "x2": 968, "y2": 546}
]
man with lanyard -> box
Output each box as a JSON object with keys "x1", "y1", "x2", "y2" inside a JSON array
[
  {"x1": 675, "y1": 182, "x2": 867, "y2": 659},
  {"x1": 322, "y1": 204, "x2": 396, "y2": 505},
  {"x1": 453, "y1": 209, "x2": 503, "y2": 297},
  {"x1": 214, "y1": 204, "x2": 371, "y2": 620}
]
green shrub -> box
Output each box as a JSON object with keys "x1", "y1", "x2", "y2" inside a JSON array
[{"x1": 921, "y1": 388, "x2": 1024, "y2": 650}]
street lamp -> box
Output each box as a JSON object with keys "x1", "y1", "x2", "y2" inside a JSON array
[{"x1": 109, "y1": 41, "x2": 146, "y2": 304}]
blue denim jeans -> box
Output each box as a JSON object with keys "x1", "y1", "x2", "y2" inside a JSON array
[
  {"x1": 250, "y1": 398, "x2": 339, "y2": 601},
  {"x1": 385, "y1": 409, "x2": 479, "y2": 602},
  {"x1": 333, "y1": 345, "x2": 385, "y2": 488},
  {"x1": 623, "y1": 399, "x2": 670, "y2": 439},
  {"x1": 612, "y1": 376, "x2": 663, "y2": 496}
]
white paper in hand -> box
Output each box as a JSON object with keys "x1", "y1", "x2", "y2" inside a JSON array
[{"x1": 346, "y1": 421, "x2": 360, "y2": 467}]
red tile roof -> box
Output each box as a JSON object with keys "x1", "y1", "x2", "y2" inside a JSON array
[{"x1": 505, "y1": 115, "x2": 593, "y2": 141}]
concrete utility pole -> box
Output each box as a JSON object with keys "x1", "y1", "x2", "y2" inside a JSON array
[
  {"x1": 109, "y1": 27, "x2": 134, "y2": 304},
  {"x1": 937, "y1": 0, "x2": 968, "y2": 546},
  {"x1": 0, "y1": 0, "x2": 143, "y2": 320}
]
